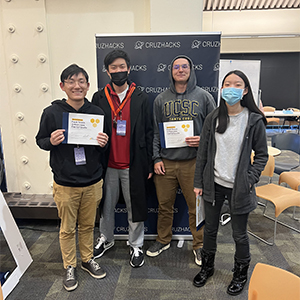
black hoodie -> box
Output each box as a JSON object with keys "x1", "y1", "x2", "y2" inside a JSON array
[{"x1": 36, "y1": 99, "x2": 106, "y2": 187}]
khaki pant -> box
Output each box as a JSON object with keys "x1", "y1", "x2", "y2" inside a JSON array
[
  {"x1": 53, "y1": 180, "x2": 103, "y2": 269},
  {"x1": 154, "y1": 158, "x2": 203, "y2": 250}
]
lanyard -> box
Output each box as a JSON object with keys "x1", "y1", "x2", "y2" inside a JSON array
[{"x1": 104, "y1": 85, "x2": 135, "y2": 121}]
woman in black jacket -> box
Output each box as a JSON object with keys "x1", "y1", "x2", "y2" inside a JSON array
[{"x1": 193, "y1": 70, "x2": 268, "y2": 296}]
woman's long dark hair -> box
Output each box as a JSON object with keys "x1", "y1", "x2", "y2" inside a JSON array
[{"x1": 216, "y1": 70, "x2": 267, "y2": 133}]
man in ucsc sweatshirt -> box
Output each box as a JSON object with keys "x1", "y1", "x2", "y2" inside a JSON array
[
  {"x1": 146, "y1": 55, "x2": 216, "y2": 266},
  {"x1": 36, "y1": 64, "x2": 108, "y2": 292}
]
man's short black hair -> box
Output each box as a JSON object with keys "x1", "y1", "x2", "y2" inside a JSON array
[
  {"x1": 104, "y1": 50, "x2": 131, "y2": 70},
  {"x1": 60, "y1": 64, "x2": 89, "y2": 83}
]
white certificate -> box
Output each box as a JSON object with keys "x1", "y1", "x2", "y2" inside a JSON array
[
  {"x1": 159, "y1": 120, "x2": 194, "y2": 148},
  {"x1": 196, "y1": 195, "x2": 205, "y2": 230},
  {"x1": 62, "y1": 112, "x2": 104, "y2": 145}
]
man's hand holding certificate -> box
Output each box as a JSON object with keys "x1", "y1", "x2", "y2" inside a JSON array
[
  {"x1": 159, "y1": 120, "x2": 194, "y2": 148},
  {"x1": 62, "y1": 112, "x2": 104, "y2": 146}
]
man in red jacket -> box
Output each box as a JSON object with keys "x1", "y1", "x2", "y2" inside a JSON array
[{"x1": 92, "y1": 50, "x2": 153, "y2": 268}]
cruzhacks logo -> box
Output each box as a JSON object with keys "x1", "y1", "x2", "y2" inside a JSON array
[
  {"x1": 172, "y1": 226, "x2": 191, "y2": 233},
  {"x1": 192, "y1": 40, "x2": 202, "y2": 49},
  {"x1": 200, "y1": 86, "x2": 219, "y2": 93},
  {"x1": 157, "y1": 63, "x2": 167, "y2": 72},
  {"x1": 96, "y1": 42, "x2": 125, "y2": 50},
  {"x1": 148, "y1": 207, "x2": 178, "y2": 213},
  {"x1": 191, "y1": 40, "x2": 220, "y2": 48},
  {"x1": 134, "y1": 40, "x2": 181, "y2": 49},
  {"x1": 134, "y1": 41, "x2": 144, "y2": 49},
  {"x1": 213, "y1": 62, "x2": 220, "y2": 71},
  {"x1": 138, "y1": 86, "x2": 169, "y2": 94},
  {"x1": 114, "y1": 207, "x2": 128, "y2": 213},
  {"x1": 193, "y1": 64, "x2": 203, "y2": 71},
  {"x1": 130, "y1": 64, "x2": 147, "y2": 71}
]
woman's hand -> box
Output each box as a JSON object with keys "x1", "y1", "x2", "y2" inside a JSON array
[{"x1": 194, "y1": 188, "x2": 203, "y2": 197}]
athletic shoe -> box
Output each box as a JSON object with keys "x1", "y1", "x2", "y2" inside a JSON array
[
  {"x1": 146, "y1": 241, "x2": 170, "y2": 257},
  {"x1": 193, "y1": 248, "x2": 202, "y2": 266},
  {"x1": 130, "y1": 247, "x2": 145, "y2": 268},
  {"x1": 81, "y1": 259, "x2": 106, "y2": 279},
  {"x1": 93, "y1": 236, "x2": 114, "y2": 259},
  {"x1": 63, "y1": 265, "x2": 78, "y2": 292}
]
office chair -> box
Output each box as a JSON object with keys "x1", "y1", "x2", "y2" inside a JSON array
[
  {"x1": 248, "y1": 263, "x2": 300, "y2": 300},
  {"x1": 271, "y1": 132, "x2": 300, "y2": 174},
  {"x1": 263, "y1": 106, "x2": 280, "y2": 125},
  {"x1": 248, "y1": 155, "x2": 300, "y2": 245}
]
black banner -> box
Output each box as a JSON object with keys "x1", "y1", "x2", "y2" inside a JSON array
[{"x1": 95, "y1": 33, "x2": 221, "y2": 237}]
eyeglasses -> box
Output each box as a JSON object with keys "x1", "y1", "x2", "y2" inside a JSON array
[
  {"x1": 173, "y1": 64, "x2": 190, "y2": 70},
  {"x1": 64, "y1": 79, "x2": 88, "y2": 87}
]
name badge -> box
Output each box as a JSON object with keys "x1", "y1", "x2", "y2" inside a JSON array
[
  {"x1": 74, "y1": 147, "x2": 86, "y2": 165},
  {"x1": 116, "y1": 120, "x2": 126, "y2": 136}
]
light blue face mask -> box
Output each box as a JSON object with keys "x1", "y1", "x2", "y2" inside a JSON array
[{"x1": 221, "y1": 87, "x2": 244, "y2": 106}]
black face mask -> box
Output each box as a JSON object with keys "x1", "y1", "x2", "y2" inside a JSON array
[{"x1": 110, "y1": 71, "x2": 128, "y2": 86}]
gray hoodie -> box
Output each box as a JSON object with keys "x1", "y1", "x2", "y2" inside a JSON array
[{"x1": 153, "y1": 55, "x2": 216, "y2": 163}]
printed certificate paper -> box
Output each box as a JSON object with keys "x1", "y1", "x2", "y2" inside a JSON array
[
  {"x1": 62, "y1": 112, "x2": 104, "y2": 145},
  {"x1": 196, "y1": 195, "x2": 205, "y2": 230},
  {"x1": 159, "y1": 120, "x2": 193, "y2": 148}
]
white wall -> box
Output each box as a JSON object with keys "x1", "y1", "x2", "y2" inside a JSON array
[
  {"x1": 0, "y1": 0, "x2": 299, "y2": 194},
  {"x1": 203, "y1": 9, "x2": 300, "y2": 53}
]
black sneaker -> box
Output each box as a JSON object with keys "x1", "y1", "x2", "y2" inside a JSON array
[
  {"x1": 81, "y1": 259, "x2": 106, "y2": 279},
  {"x1": 130, "y1": 247, "x2": 144, "y2": 268},
  {"x1": 94, "y1": 236, "x2": 114, "y2": 259},
  {"x1": 63, "y1": 265, "x2": 78, "y2": 292},
  {"x1": 193, "y1": 248, "x2": 202, "y2": 266},
  {"x1": 146, "y1": 241, "x2": 170, "y2": 257}
]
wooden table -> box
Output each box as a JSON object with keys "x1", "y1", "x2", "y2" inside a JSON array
[
  {"x1": 268, "y1": 146, "x2": 281, "y2": 157},
  {"x1": 252, "y1": 146, "x2": 281, "y2": 160}
]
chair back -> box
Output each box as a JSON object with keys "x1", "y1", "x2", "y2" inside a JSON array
[
  {"x1": 271, "y1": 133, "x2": 300, "y2": 155},
  {"x1": 248, "y1": 263, "x2": 300, "y2": 300},
  {"x1": 279, "y1": 172, "x2": 300, "y2": 190},
  {"x1": 287, "y1": 107, "x2": 300, "y2": 112},
  {"x1": 261, "y1": 155, "x2": 275, "y2": 177},
  {"x1": 263, "y1": 106, "x2": 276, "y2": 112}
]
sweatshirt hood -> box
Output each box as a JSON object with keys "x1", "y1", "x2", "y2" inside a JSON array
[
  {"x1": 51, "y1": 98, "x2": 92, "y2": 112},
  {"x1": 211, "y1": 107, "x2": 265, "y2": 127},
  {"x1": 169, "y1": 55, "x2": 197, "y2": 94}
]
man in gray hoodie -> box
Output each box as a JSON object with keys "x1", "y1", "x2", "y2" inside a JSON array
[{"x1": 146, "y1": 55, "x2": 216, "y2": 265}]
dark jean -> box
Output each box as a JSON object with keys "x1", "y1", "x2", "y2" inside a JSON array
[{"x1": 203, "y1": 183, "x2": 251, "y2": 264}]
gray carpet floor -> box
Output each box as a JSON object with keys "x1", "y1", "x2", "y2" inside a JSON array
[{"x1": 1, "y1": 201, "x2": 300, "y2": 300}]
